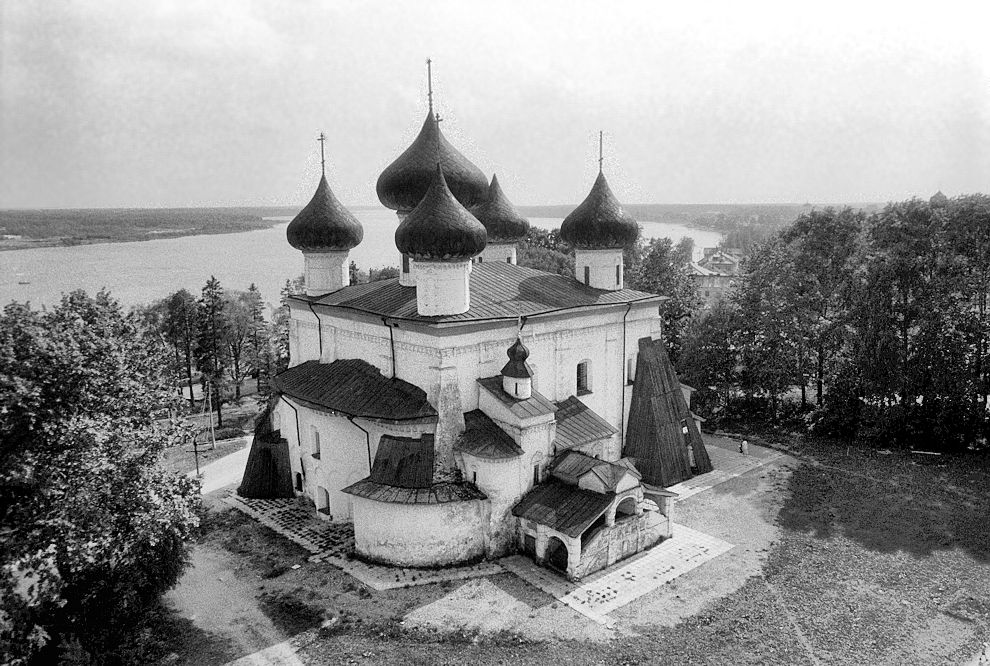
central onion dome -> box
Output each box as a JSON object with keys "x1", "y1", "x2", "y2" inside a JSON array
[
  {"x1": 560, "y1": 171, "x2": 639, "y2": 249},
  {"x1": 377, "y1": 111, "x2": 489, "y2": 213},
  {"x1": 286, "y1": 175, "x2": 364, "y2": 252},
  {"x1": 471, "y1": 174, "x2": 530, "y2": 243},
  {"x1": 395, "y1": 164, "x2": 487, "y2": 261}
]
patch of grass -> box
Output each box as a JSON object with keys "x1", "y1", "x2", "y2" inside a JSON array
[{"x1": 259, "y1": 590, "x2": 325, "y2": 635}]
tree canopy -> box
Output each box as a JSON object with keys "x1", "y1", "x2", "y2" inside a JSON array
[{"x1": 0, "y1": 291, "x2": 200, "y2": 663}]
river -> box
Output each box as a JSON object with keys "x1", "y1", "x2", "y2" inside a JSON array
[{"x1": 0, "y1": 208, "x2": 721, "y2": 310}]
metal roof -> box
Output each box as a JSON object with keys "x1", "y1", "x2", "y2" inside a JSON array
[
  {"x1": 274, "y1": 359, "x2": 437, "y2": 422},
  {"x1": 511, "y1": 479, "x2": 614, "y2": 538},
  {"x1": 369, "y1": 435, "x2": 434, "y2": 489},
  {"x1": 477, "y1": 376, "x2": 556, "y2": 419},
  {"x1": 551, "y1": 450, "x2": 641, "y2": 492},
  {"x1": 470, "y1": 174, "x2": 529, "y2": 243},
  {"x1": 456, "y1": 410, "x2": 523, "y2": 459},
  {"x1": 553, "y1": 395, "x2": 618, "y2": 450},
  {"x1": 300, "y1": 261, "x2": 661, "y2": 324}
]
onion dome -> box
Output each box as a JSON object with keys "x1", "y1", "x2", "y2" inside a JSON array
[
  {"x1": 501, "y1": 338, "x2": 534, "y2": 378},
  {"x1": 376, "y1": 111, "x2": 489, "y2": 212},
  {"x1": 286, "y1": 175, "x2": 364, "y2": 252},
  {"x1": 471, "y1": 174, "x2": 530, "y2": 243},
  {"x1": 395, "y1": 164, "x2": 487, "y2": 262},
  {"x1": 560, "y1": 171, "x2": 639, "y2": 249}
]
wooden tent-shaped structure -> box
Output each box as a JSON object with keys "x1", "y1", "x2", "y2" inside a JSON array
[
  {"x1": 624, "y1": 337, "x2": 713, "y2": 487},
  {"x1": 238, "y1": 398, "x2": 295, "y2": 499}
]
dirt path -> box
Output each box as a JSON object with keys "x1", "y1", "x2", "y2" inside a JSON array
[{"x1": 165, "y1": 544, "x2": 301, "y2": 665}]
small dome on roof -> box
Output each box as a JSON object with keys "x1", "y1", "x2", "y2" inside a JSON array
[
  {"x1": 377, "y1": 111, "x2": 489, "y2": 213},
  {"x1": 501, "y1": 338, "x2": 533, "y2": 379},
  {"x1": 560, "y1": 171, "x2": 639, "y2": 250},
  {"x1": 471, "y1": 174, "x2": 530, "y2": 243},
  {"x1": 286, "y1": 175, "x2": 364, "y2": 252},
  {"x1": 395, "y1": 164, "x2": 487, "y2": 262}
]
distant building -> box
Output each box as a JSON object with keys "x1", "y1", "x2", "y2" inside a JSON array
[
  {"x1": 240, "y1": 80, "x2": 712, "y2": 580},
  {"x1": 687, "y1": 246, "x2": 745, "y2": 311}
]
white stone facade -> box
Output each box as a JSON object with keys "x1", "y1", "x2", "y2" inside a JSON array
[
  {"x1": 413, "y1": 260, "x2": 472, "y2": 316},
  {"x1": 574, "y1": 248, "x2": 625, "y2": 291},
  {"x1": 303, "y1": 251, "x2": 349, "y2": 296}
]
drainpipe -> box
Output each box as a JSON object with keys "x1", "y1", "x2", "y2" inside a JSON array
[
  {"x1": 306, "y1": 301, "x2": 323, "y2": 360},
  {"x1": 382, "y1": 317, "x2": 396, "y2": 378},
  {"x1": 620, "y1": 302, "x2": 632, "y2": 451},
  {"x1": 279, "y1": 394, "x2": 304, "y2": 479},
  {"x1": 348, "y1": 416, "x2": 373, "y2": 474}
]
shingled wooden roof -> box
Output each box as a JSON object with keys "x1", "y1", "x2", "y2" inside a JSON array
[
  {"x1": 341, "y1": 479, "x2": 486, "y2": 505},
  {"x1": 297, "y1": 261, "x2": 662, "y2": 324},
  {"x1": 623, "y1": 337, "x2": 712, "y2": 487},
  {"x1": 238, "y1": 400, "x2": 294, "y2": 499},
  {"x1": 511, "y1": 479, "x2": 614, "y2": 538},
  {"x1": 456, "y1": 410, "x2": 523, "y2": 459},
  {"x1": 369, "y1": 435, "x2": 435, "y2": 489},
  {"x1": 274, "y1": 359, "x2": 436, "y2": 422}
]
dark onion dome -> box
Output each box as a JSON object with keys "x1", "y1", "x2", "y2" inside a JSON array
[
  {"x1": 395, "y1": 164, "x2": 487, "y2": 262},
  {"x1": 286, "y1": 175, "x2": 364, "y2": 252},
  {"x1": 560, "y1": 171, "x2": 639, "y2": 249},
  {"x1": 471, "y1": 174, "x2": 530, "y2": 243},
  {"x1": 501, "y1": 338, "x2": 534, "y2": 378},
  {"x1": 376, "y1": 111, "x2": 489, "y2": 212}
]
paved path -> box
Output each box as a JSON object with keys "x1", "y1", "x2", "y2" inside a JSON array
[
  {"x1": 668, "y1": 441, "x2": 783, "y2": 502},
  {"x1": 188, "y1": 437, "x2": 250, "y2": 494},
  {"x1": 226, "y1": 493, "x2": 502, "y2": 590},
  {"x1": 502, "y1": 524, "x2": 732, "y2": 625}
]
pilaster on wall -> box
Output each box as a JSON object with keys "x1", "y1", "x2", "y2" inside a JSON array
[{"x1": 430, "y1": 352, "x2": 465, "y2": 479}]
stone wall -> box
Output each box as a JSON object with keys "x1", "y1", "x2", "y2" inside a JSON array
[
  {"x1": 350, "y1": 496, "x2": 490, "y2": 567},
  {"x1": 572, "y1": 509, "x2": 668, "y2": 579}
]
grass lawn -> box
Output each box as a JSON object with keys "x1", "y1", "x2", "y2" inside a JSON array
[{"x1": 165, "y1": 438, "x2": 989, "y2": 665}]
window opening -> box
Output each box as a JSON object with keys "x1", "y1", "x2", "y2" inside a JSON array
[
  {"x1": 584, "y1": 266, "x2": 590, "y2": 285},
  {"x1": 577, "y1": 361, "x2": 590, "y2": 395}
]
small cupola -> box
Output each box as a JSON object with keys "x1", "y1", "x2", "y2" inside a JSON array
[
  {"x1": 471, "y1": 174, "x2": 530, "y2": 265},
  {"x1": 560, "y1": 133, "x2": 639, "y2": 291},
  {"x1": 286, "y1": 135, "x2": 364, "y2": 297},
  {"x1": 501, "y1": 338, "x2": 534, "y2": 399},
  {"x1": 395, "y1": 163, "x2": 487, "y2": 316}
]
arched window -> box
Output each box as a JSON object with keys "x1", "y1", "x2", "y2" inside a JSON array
[
  {"x1": 310, "y1": 426, "x2": 321, "y2": 459},
  {"x1": 615, "y1": 264, "x2": 621, "y2": 286},
  {"x1": 294, "y1": 472, "x2": 303, "y2": 492},
  {"x1": 626, "y1": 356, "x2": 636, "y2": 385},
  {"x1": 577, "y1": 360, "x2": 591, "y2": 395},
  {"x1": 583, "y1": 266, "x2": 590, "y2": 285},
  {"x1": 402, "y1": 255, "x2": 410, "y2": 273}
]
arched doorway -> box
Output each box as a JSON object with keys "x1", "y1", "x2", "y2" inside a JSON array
[
  {"x1": 316, "y1": 486, "x2": 331, "y2": 517},
  {"x1": 545, "y1": 536, "x2": 569, "y2": 573},
  {"x1": 615, "y1": 496, "x2": 637, "y2": 522},
  {"x1": 294, "y1": 472, "x2": 303, "y2": 492}
]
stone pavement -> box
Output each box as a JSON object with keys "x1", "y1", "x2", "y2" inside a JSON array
[
  {"x1": 501, "y1": 524, "x2": 732, "y2": 626},
  {"x1": 667, "y1": 440, "x2": 784, "y2": 502},
  {"x1": 225, "y1": 493, "x2": 501, "y2": 591}
]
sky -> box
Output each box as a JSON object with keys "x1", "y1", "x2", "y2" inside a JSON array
[{"x1": 1, "y1": 0, "x2": 989, "y2": 209}]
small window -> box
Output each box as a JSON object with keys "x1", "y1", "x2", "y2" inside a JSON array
[
  {"x1": 506, "y1": 256, "x2": 512, "y2": 264},
  {"x1": 473, "y1": 471, "x2": 478, "y2": 484},
  {"x1": 514, "y1": 381, "x2": 519, "y2": 396},
  {"x1": 402, "y1": 255, "x2": 410, "y2": 273},
  {"x1": 295, "y1": 472, "x2": 303, "y2": 491},
  {"x1": 577, "y1": 361, "x2": 590, "y2": 395},
  {"x1": 533, "y1": 465, "x2": 541, "y2": 485},
  {"x1": 626, "y1": 357, "x2": 636, "y2": 385},
  {"x1": 584, "y1": 266, "x2": 590, "y2": 285},
  {"x1": 616, "y1": 264, "x2": 621, "y2": 286},
  {"x1": 311, "y1": 426, "x2": 321, "y2": 459},
  {"x1": 478, "y1": 256, "x2": 484, "y2": 263}
]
